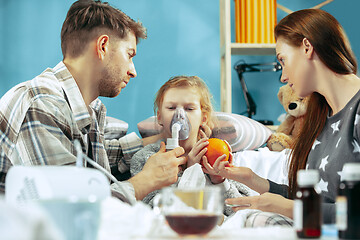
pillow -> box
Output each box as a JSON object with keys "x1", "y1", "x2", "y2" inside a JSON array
[
  {"x1": 137, "y1": 112, "x2": 272, "y2": 152},
  {"x1": 136, "y1": 116, "x2": 162, "y2": 138},
  {"x1": 104, "y1": 116, "x2": 128, "y2": 139}
]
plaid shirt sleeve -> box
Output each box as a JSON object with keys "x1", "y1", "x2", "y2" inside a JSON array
[
  {"x1": 105, "y1": 132, "x2": 143, "y2": 174},
  {"x1": 0, "y1": 152, "x2": 12, "y2": 193}
]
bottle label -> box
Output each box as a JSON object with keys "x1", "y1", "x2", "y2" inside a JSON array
[
  {"x1": 294, "y1": 199, "x2": 303, "y2": 230},
  {"x1": 336, "y1": 196, "x2": 347, "y2": 231}
]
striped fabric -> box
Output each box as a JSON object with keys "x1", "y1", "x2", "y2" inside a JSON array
[
  {"x1": 0, "y1": 61, "x2": 142, "y2": 193},
  {"x1": 245, "y1": 211, "x2": 293, "y2": 227},
  {"x1": 213, "y1": 112, "x2": 272, "y2": 152},
  {"x1": 104, "y1": 116, "x2": 128, "y2": 139}
]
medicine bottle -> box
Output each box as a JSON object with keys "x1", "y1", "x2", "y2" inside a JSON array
[
  {"x1": 294, "y1": 169, "x2": 322, "y2": 238},
  {"x1": 336, "y1": 162, "x2": 360, "y2": 240}
]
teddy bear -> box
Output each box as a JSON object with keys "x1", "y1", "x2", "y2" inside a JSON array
[{"x1": 267, "y1": 84, "x2": 309, "y2": 151}]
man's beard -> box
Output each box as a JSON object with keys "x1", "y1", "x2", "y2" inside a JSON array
[{"x1": 98, "y1": 66, "x2": 123, "y2": 98}]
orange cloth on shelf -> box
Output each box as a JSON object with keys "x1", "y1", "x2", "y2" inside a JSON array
[{"x1": 234, "y1": 0, "x2": 277, "y2": 44}]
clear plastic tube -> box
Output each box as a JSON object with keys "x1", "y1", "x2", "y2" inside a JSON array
[{"x1": 74, "y1": 139, "x2": 136, "y2": 205}]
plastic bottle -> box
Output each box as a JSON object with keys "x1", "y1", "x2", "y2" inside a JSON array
[
  {"x1": 293, "y1": 169, "x2": 322, "y2": 238},
  {"x1": 336, "y1": 162, "x2": 360, "y2": 240}
]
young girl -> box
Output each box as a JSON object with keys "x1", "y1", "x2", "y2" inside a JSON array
[
  {"x1": 213, "y1": 9, "x2": 360, "y2": 224},
  {"x1": 130, "y1": 75, "x2": 249, "y2": 216}
]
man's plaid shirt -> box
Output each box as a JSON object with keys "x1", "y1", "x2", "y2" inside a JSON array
[{"x1": 0, "y1": 61, "x2": 142, "y2": 193}]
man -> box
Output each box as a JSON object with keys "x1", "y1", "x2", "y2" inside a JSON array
[{"x1": 0, "y1": 0, "x2": 187, "y2": 202}]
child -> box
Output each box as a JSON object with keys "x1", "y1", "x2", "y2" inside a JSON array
[{"x1": 130, "y1": 75, "x2": 249, "y2": 216}]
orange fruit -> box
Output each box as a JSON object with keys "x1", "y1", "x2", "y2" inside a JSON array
[{"x1": 204, "y1": 138, "x2": 231, "y2": 167}]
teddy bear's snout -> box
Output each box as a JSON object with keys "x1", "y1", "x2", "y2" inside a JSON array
[{"x1": 288, "y1": 102, "x2": 298, "y2": 110}]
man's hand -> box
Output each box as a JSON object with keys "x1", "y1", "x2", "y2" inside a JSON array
[{"x1": 128, "y1": 142, "x2": 186, "y2": 200}]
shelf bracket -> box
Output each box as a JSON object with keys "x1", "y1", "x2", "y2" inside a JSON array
[{"x1": 277, "y1": 0, "x2": 334, "y2": 14}]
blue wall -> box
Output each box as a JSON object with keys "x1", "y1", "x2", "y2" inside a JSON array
[{"x1": 1, "y1": 0, "x2": 360, "y2": 134}]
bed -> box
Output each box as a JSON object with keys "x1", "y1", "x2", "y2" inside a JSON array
[{"x1": 105, "y1": 112, "x2": 290, "y2": 186}]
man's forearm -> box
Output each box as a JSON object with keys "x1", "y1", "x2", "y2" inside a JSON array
[{"x1": 128, "y1": 171, "x2": 156, "y2": 200}]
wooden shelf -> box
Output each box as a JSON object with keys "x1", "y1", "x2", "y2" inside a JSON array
[
  {"x1": 220, "y1": 43, "x2": 276, "y2": 58},
  {"x1": 231, "y1": 43, "x2": 276, "y2": 55},
  {"x1": 219, "y1": 0, "x2": 276, "y2": 113}
]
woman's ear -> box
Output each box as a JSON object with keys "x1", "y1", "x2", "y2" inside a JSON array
[{"x1": 302, "y1": 38, "x2": 314, "y2": 59}]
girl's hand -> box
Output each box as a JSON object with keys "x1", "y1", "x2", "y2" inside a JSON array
[
  {"x1": 225, "y1": 192, "x2": 294, "y2": 219},
  {"x1": 187, "y1": 131, "x2": 209, "y2": 168},
  {"x1": 201, "y1": 155, "x2": 228, "y2": 184},
  {"x1": 202, "y1": 156, "x2": 270, "y2": 193},
  {"x1": 199, "y1": 122, "x2": 213, "y2": 138},
  {"x1": 201, "y1": 139, "x2": 233, "y2": 184},
  {"x1": 201, "y1": 138, "x2": 233, "y2": 174},
  {"x1": 223, "y1": 139, "x2": 233, "y2": 165}
]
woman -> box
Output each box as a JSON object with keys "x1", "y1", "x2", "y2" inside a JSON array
[{"x1": 207, "y1": 9, "x2": 360, "y2": 224}]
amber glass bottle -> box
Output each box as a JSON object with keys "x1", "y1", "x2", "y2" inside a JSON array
[
  {"x1": 336, "y1": 163, "x2": 360, "y2": 240},
  {"x1": 294, "y1": 170, "x2": 322, "y2": 238}
]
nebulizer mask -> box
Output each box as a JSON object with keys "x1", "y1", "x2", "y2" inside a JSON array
[{"x1": 166, "y1": 107, "x2": 191, "y2": 150}]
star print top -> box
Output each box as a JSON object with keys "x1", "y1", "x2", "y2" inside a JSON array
[{"x1": 269, "y1": 89, "x2": 360, "y2": 224}]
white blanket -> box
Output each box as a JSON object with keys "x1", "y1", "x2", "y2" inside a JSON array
[{"x1": 232, "y1": 147, "x2": 290, "y2": 186}]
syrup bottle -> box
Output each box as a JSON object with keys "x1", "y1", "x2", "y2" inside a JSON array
[
  {"x1": 336, "y1": 162, "x2": 360, "y2": 240},
  {"x1": 294, "y1": 169, "x2": 322, "y2": 238}
]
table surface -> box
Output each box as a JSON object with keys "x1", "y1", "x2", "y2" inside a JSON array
[{"x1": 129, "y1": 225, "x2": 339, "y2": 240}]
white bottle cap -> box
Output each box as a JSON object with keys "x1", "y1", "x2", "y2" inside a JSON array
[
  {"x1": 297, "y1": 169, "x2": 319, "y2": 187},
  {"x1": 342, "y1": 163, "x2": 360, "y2": 181}
]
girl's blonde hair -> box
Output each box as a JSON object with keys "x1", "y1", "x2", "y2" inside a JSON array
[{"x1": 154, "y1": 76, "x2": 216, "y2": 133}]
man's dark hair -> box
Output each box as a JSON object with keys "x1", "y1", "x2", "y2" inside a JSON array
[{"x1": 61, "y1": 0, "x2": 147, "y2": 58}]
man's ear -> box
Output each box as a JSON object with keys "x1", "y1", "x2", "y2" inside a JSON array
[
  {"x1": 96, "y1": 35, "x2": 109, "y2": 60},
  {"x1": 302, "y1": 38, "x2": 314, "y2": 59}
]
